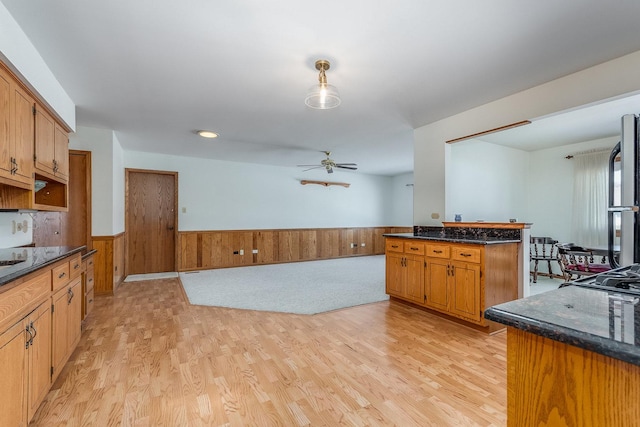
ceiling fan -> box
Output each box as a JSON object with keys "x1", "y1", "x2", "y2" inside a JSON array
[{"x1": 297, "y1": 151, "x2": 358, "y2": 174}]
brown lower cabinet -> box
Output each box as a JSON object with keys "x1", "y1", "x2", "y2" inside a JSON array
[
  {"x1": 0, "y1": 252, "x2": 82, "y2": 426},
  {"x1": 386, "y1": 237, "x2": 519, "y2": 332}
]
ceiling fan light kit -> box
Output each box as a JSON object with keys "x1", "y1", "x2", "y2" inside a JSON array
[
  {"x1": 297, "y1": 151, "x2": 358, "y2": 174},
  {"x1": 305, "y1": 60, "x2": 341, "y2": 110}
]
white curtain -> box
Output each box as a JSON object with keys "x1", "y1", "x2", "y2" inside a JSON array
[{"x1": 571, "y1": 151, "x2": 609, "y2": 248}]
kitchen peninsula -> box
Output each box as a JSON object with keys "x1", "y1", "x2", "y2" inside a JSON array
[
  {"x1": 385, "y1": 222, "x2": 529, "y2": 333},
  {"x1": 485, "y1": 286, "x2": 640, "y2": 426}
]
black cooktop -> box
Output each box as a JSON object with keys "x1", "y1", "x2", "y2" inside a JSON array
[{"x1": 572, "y1": 264, "x2": 640, "y2": 296}]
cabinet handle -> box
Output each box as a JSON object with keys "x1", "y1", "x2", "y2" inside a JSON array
[
  {"x1": 391, "y1": 245, "x2": 399, "y2": 249},
  {"x1": 433, "y1": 250, "x2": 443, "y2": 254},
  {"x1": 29, "y1": 321, "x2": 37, "y2": 345},
  {"x1": 25, "y1": 325, "x2": 33, "y2": 349},
  {"x1": 410, "y1": 247, "x2": 419, "y2": 251},
  {"x1": 58, "y1": 272, "x2": 66, "y2": 279},
  {"x1": 88, "y1": 278, "x2": 93, "y2": 283},
  {"x1": 460, "y1": 253, "x2": 472, "y2": 257},
  {"x1": 68, "y1": 287, "x2": 74, "y2": 304},
  {"x1": 89, "y1": 298, "x2": 93, "y2": 303},
  {"x1": 74, "y1": 263, "x2": 80, "y2": 270}
]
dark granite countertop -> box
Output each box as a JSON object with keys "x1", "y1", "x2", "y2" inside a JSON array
[
  {"x1": 485, "y1": 286, "x2": 640, "y2": 366},
  {"x1": 384, "y1": 232, "x2": 521, "y2": 245},
  {"x1": 0, "y1": 246, "x2": 86, "y2": 289},
  {"x1": 81, "y1": 248, "x2": 97, "y2": 260}
]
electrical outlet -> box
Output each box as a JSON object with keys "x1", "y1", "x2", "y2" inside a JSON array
[
  {"x1": 239, "y1": 249, "x2": 244, "y2": 255},
  {"x1": 361, "y1": 243, "x2": 365, "y2": 247},
  {"x1": 252, "y1": 249, "x2": 258, "y2": 254}
]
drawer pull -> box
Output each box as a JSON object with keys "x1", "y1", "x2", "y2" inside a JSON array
[
  {"x1": 89, "y1": 299, "x2": 93, "y2": 303},
  {"x1": 410, "y1": 247, "x2": 420, "y2": 251},
  {"x1": 391, "y1": 245, "x2": 399, "y2": 248},
  {"x1": 74, "y1": 264, "x2": 80, "y2": 270},
  {"x1": 460, "y1": 253, "x2": 472, "y2": 257},
  {"x1": 58, "y1": 272, "x2": 66, "y2": 279},
  {"x1": 433, "y1": 250, "x2": 443, "y2": 254},
  {"x1": 88, "y1": 278, "x2": 93, "y2": 283}
]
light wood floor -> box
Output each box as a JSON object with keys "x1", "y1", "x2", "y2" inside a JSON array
[{"x1": 31, "y1": 278, "x2": 507, "y2": 426}]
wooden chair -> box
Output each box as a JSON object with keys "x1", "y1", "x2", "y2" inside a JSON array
[
  {"x1": 556, "y1": 243, "x2": 612, "y2": 282},
  {"x1": 530, "y1": 237, "x2": 559, "y2": 283}
]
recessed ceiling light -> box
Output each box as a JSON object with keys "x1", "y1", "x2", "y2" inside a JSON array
[{"x1": 197, "y1": 130, "x2": 218, "y2": 138}]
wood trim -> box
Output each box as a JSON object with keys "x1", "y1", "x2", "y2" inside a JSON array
[
  {"x1": 445, "y1": 120, "x2": 531, "y2": 144},
  {"x1": 70, "y1": 150, "x2": 92, "y2": 249},
  {"x1": 300, "y1": 180, "x2": 350, "y2": 188},
  {"x1": 442, "y1": 222, "x2": 531, "y2": 229},
  {"x1": 178, "y1": 226, "x2": 412, "y2": 272}
]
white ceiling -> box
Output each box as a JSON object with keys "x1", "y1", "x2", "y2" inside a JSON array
[
  {"x1": 4, "y1": 1, "x2": 640, "y2": 175},
  {"x1": 476, "y1": 93, "x2": 640, "y2": 150}
]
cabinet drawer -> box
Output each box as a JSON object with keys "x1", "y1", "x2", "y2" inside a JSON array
[
  {"x1": 51, "y1": 262, "x2": 70, "y2": 292},
  {"x1": 85, "y1": 267, "x2": 94, "y2": 292},
  {"x1": 69, "y1": 254, "x2": 83, "y2": 280},
  {"x1": 0, "y1": 271, "x2": 50, "y2": 328},
  {"x1": 451, "y1": 246, "x2": 481, "y2": 263},
  {"x1": 403, "y1": 241, "x2": 425, "y2": 255},
  {"x1": 85, "y1": 287, "x2": 94, "y2": 316},
  {"x1": 425, "y1": 244, "x2": 450, "y2": 259},
  {"x1": 385, "y1": 239, "x2": 404, "y2": 253}
]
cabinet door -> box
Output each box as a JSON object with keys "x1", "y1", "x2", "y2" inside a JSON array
[
  {"x1": 54, "y1": 124, "x2": 69, "y2": 181},
  {"x1": 385, "y1": 252, "x2": 404, "y2": 296},
  {"x1": 51, "y1": 286, "x2": 70, "y2": 379},
  {"x1": 405, "y1": 255, "x2": 425, "y2": 303},
  {"x1": 0, "y1": 319, "x2": 28, "y2": 427},
  {"x1": 66, "y1": 277, "x2": 82, "y2": 351},
  {"x1": 0, "y1": 67, "x2": 11, "y2": 179},
  {"x1": 34, "y1": 106, "x2": 56, "y2": 177},
  {"x1": 450, "y1": 261, "x2": 482, "y2": 322},
  {"x1": 13, "y1": 85, "x2": 34, "y2": 185},
  {"x1": 27, "y1": 302, "x2": 52, "y2": 421},
  {"x1": 425, "y1": 258, "x2": 449, "y2": 312}
]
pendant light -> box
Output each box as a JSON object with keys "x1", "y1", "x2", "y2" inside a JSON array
[{"x1": 305, "y1": 60, "x2": 341, "y2": 109}]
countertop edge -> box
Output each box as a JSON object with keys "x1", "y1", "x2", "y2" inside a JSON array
[
  {"x1": 383, "y1": 233, "x2": 521, "y2": 245},
  {"x1": 0, "y1": 246, "x2": 86, "y2": 288},
  {"x1": 484, "y1": 306, "x2": 640, "y2": 366}
]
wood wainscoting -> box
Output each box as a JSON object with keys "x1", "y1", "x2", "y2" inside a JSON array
[
  {"x1": 178, "y1": 227, "x2": 412, "y2": 271},
  {"x1": 92, "y1": 233, "x2": 125, "y2": 295}
]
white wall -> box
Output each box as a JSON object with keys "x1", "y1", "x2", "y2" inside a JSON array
[
  {"x1": 69, "y1": 126, "x2": 124, "y2": 236},
  {"x1": 0, "y1": 212, "x2": 33, "y2": 248},
  {"x1": 448, "y1": 141, "x2": 528, "y2": 223},
  {"x1": 415, "y1": 50, "x2": 640, "y2": 225},
  {"x1": 0, "y1": 3, "x2": 75, "y2": 130},
  {"x1": 389, "y1": 173, "x2": 414, "y2": 226},
  {"x1": 123, "y1": 150, "x2": 397, "y2": 230},
  {"x1": 527, "y1": 136, "x2": 618, "y2": 242}
]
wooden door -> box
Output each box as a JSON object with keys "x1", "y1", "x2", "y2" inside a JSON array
[
  {"x1": 450, "y1": 261, "x2": 482, "y2": 322},
  {"x1": 126, "y1": 169, "x2": 177, "y2": 274},
  {"x1": 27, "y1": 302, "x2": 51, "y2": 421},
  {"x1": 385, "y1": 252, "x2": 404, "y2": 296},
  {"x1": 425, "y1": 258, "x2": 449, "y2": 312},
  {"x1": 33, "y1": 150, "x2": 92, "y2": 248},
  {"x1": 0, "y1": 319, "x2": 27, "y2": 427},
  {"x1": 405, "y1": 255, "x2": 424, "y2": 303}
]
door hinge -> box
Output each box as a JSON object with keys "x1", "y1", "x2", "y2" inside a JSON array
[
  {"x1": 51, "y1": 304, "x2": 54, "y2": 313},
  {"x1": 424, "y1": 260, "x2": 427, "y2": 268},
  {"x1": 424, "y1": 294, "x2": 427, "y2": 302},
  {"x1": 32, "y1": 105, "x2": 36, "y2": 115},
  {"x1": 50, "y1": 366, "x2": 54, "y2": 377},
  {"x1": 480, "y1": 270, "x2": 483, "y2": 278}
]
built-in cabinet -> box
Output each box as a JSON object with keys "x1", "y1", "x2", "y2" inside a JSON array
[
  {"x1": 35, "y1": 105, "x2": 69, "y2": 182},
  {"x1": 0, "y1": 64, "x2": 35, "y2": 190},
  {"x1": 0, "y1": 61, "x2": 69, "y2": 211},
  {"x1": 386, "y1": 237, "x2": 519, "y2": 332},
  {"x1": 0, "y1": 252, "x2": 83, "y2": 426},
  {"x1": 385, "y1": 239, "x2": 425, "y2": 304}
]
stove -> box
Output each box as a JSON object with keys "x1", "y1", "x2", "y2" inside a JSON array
[{"x1": 571, "y1": 264, "x2": 640, "y2": 295}]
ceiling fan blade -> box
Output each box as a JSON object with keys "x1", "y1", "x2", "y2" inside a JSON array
[
  {"x1": 335, "y1": 163, "x2": 357, "y2": 166},
  {"x1": 335, "y1": 165, "x2": 358, "y2": 170},
  {"x1": 297, "y1": 164, "x2": 320, "y2": 167},
  {"x1": 302, "y1": 166, "x2": 323, "y2": 172}
]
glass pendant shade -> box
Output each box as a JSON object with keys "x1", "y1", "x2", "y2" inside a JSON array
[
  {"x1": 305, "y1": 60, "x2": 341, "y2": 109},
  {"x1": 305, "y1": 83, "x2": 341, "y2": 109}
]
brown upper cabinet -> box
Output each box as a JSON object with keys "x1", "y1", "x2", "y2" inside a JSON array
[
  {"x1": 0, "y1": 64, "x2": 35, "y2": 190},
  {"x1": 35, "y1": 104, "x2": 69, "y2": 183},
  {"x1": 0, "y1": 61, "x2": 70, "y2": 211}
]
